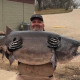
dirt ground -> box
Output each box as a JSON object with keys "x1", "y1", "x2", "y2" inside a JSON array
[
  {"x1": 43, "y1": 9, "x2": 80, "y2": 80},
  {"x1": 0, "y1": 9, "x2": 80, "y2": 80}
]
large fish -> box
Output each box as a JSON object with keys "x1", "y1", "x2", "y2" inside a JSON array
[{"x1": 0, "y1": 27, "x2": 80, "y2": 69}]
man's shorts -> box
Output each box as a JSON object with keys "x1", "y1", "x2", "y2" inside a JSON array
[{"x1": 18, "y1": 62, "x2": 54, "y2": 80}]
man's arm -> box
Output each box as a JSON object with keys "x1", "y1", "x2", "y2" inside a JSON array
[{"x1": 5, "y1": 37, "x2": 23, "y2": 59}]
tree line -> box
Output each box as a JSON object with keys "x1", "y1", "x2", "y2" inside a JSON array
[{"x1": 35, "y1": 0, "x2": 73, "y2": 11}]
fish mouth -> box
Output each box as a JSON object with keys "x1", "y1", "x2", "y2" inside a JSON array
[
  {"x1": 75, "y1": 52, "x2": 80, "y2": 56},
  {"x1": 72, "y1": 47, "x2": 80, "y2": 57},
  {"x1": 76, "y1": 46, "x2": 80, "y2": 56},
  {"x1": 73, "y1": 52, "x2": 80, "y2": 57}
]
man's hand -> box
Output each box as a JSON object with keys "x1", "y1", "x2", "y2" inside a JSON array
[
  {"x1": 8, "y1": 37, "x2": 23, "y2": 52},
  {"x1": 47, "y1": 36, "x2": 61, "y2": 50}
]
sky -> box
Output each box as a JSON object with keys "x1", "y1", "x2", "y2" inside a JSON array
[{"x1": 73, "y1": 0, "x2": 80, "y2": 3}]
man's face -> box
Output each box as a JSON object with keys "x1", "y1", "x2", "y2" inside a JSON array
[{"x1": 30, "y1": 19, "x2": 44, "y2": 31}]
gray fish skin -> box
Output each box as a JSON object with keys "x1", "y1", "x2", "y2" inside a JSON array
[
  {"x1": 0, "y1": 29, "x2": 80, "y2": 66},
  {"x1": 56, "y1": 36, "x2": 80, "y2": 63},
  {"x1": 2, "y1": 31, "x2": 56, "y2": 65}
]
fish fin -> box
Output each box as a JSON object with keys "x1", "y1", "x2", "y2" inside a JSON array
[
  {"x1": 6, "y1": 26, "x2": 13, "y2": 35},
  {"x1": 9, "y1": 54, "x2": 15, "y2": 65},
  {"x1": 0, "y1": 47, "x2": 5, "y2": 62},
  {"x1": 2, "y1": 50, "x2": 5, "y2": 61},
  {"x1": 51, "y1": 53, "x2": 57, "y2": 70}
]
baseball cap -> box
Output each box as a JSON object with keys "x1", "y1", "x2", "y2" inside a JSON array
[{"x1": 30, "y1": 14, "x2": 43, "y2": 22}]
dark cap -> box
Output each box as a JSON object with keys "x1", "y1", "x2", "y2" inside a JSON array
[{"x1": 30, "y1": 14, "x2": 43, "y2": 22}]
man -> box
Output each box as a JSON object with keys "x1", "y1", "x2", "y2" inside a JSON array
[{"x1": 5, "y1": 14, "x2": 60, "y2": 80}]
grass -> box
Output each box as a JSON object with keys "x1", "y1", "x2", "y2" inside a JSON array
[{"x1": 35, "y1": 8, "x2": 73, "y2": 15}]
